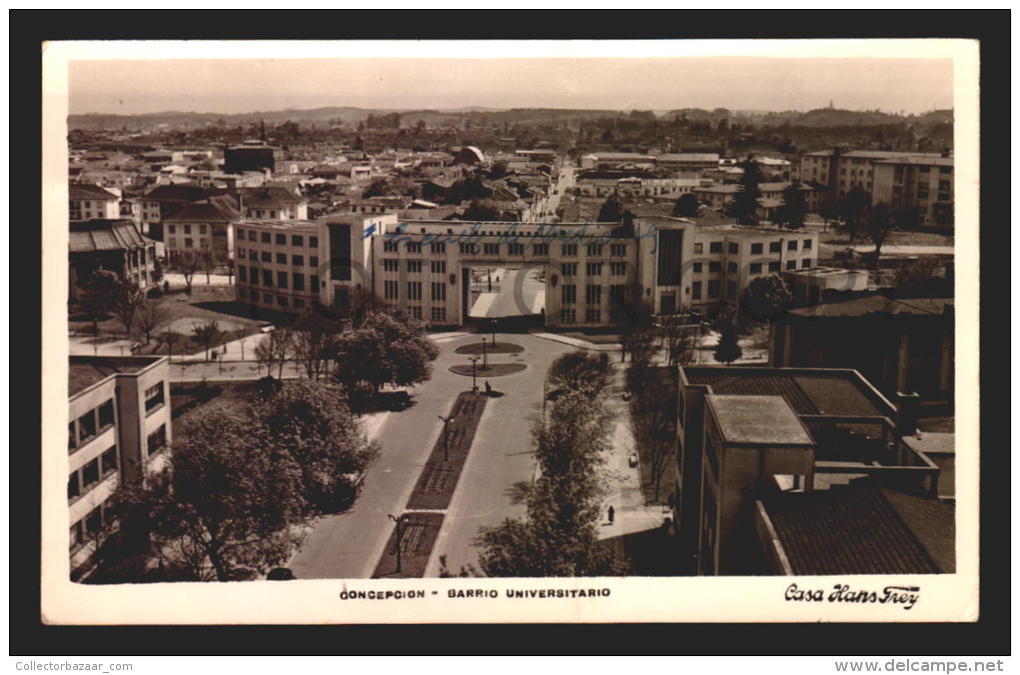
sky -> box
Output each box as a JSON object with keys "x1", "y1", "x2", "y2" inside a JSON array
[{"x1": 68, "y1": 55, "x2": 954, "y2": 116}]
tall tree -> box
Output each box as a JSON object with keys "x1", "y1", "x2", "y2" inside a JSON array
[
  {"x1": 867, "y1": 202, "x2": 896, "y2": 268},
  {"x1": 175, "y1": 250, "x2": 202, "y2": 295},
  {"x1": 291, "y1": 310, "x2": 344, "y2": 380},
  {"x1": 597, "y1": 194, "x2": 623, "y2": 223},
  {"x1": 728, "y1": 157, "x2": 763, "y2": 225},
  {"x1": 254, "y1": 329, "x2": 293, "y2": 378},
  {"x1": 119, "y1": 408, "x2": 307, "y2": 581},
  {"x1": 252, "y1": 380, "x2": 379, "y2": 512},
  {"x1": 837, "y1": 185, "x2": 871, "y2": 244},
  {"x1": 671, "y1": 193, "x2": 700, "y2": 218},
  {"x1": 191, "y1": 320, "x2": 223, "y2": 362},
  {"x1": 547, "y1": 351, "x2": 612, "y2": 397},
  {"x1": 475, "y1": 392, "x2": 623, "y2": 577},
  {"x1": 713, "y1": 321, "x2": 743, "y2": 365},
  {"x1": 775, "y1": 182, "x2": 807, "y2": 229},
  {"x1": 333, "y1": 310, "x2": 438, "y2": 399},
  {"x1": 113, "y1": 280, "x2": 146, "y2": 338},
  {"x1": 741, "y1": 274, "x2": 793, "y2": 321},
  {"x1": 628, "y1": 365, "x2": 677, "y2": 500},
  {"x1": 658, "y1": 315, "x2": 700, "y2": 367},
  {"x1": 79, "y1": 269, "x2": 121, "y2": 335},
  {"x1": 136, "y1": 298, "x2": 171, "y2": 344}
]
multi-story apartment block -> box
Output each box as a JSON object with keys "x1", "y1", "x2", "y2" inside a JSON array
[
  {"x1": 799, "y1": 149, "x2": 953, "y2": 226},
  {"x1": 871, "y1": 156, "x2": 954, "y2": 227},
  {"x1": 68, "y1": 355, "x2": 171, "y2": 581},
  {"x1": 69, "y1": 184, "x2": 121, "y2": 222}
]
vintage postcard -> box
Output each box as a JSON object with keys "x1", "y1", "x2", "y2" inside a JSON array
[{"x1": 40, "y1": 38, "x2": 979, "y2": 624}]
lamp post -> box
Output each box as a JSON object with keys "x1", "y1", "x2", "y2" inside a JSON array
[
  {"x1": 438, "y1": 415, "x2": 455, "y2": 462},
  {"x1": 490, "y1": 318, "x2": 497, "y2": 345},
  {"x1": 387, "y1": 513, "x2": 404, "y2": 574},
  {"x1": 468, "y1": 356, "x2": 480, "y2": 392},
  {"x1": 481, "y1": 336, "x2": 488, "y2": 369}
]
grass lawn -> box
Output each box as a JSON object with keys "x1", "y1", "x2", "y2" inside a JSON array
[
  {"x1": 406, "y1": 391, "x2": 489, "y2": 511},
  {"x1": 70, "y1": 286, "x2": 270, "y2": 357},
  {"x1": 371, "y1": 513, "x2": 445, "y2": 579}
]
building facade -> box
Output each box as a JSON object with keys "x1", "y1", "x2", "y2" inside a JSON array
[
  {"x1": 673, "y1": 366, "x2": 946, "y2": 576},
  {"x1": 799, "y1": 149, "x2": 953, "y2": 226},
  {"x1": 68, "y1": 355, "x2": 171, "y2": 581},
  {"x1": 232, "y1": 212, "x2": 394, "y2": 318},
  {"x1": 230, "y1": 215, "x2": 819, "y2": 326},
  {"x1": 69, "y1": 184, "x2": 121, "y2": 223},
  {"x1": 69, "y1": 220, "x2": 159, "y2": 301}
]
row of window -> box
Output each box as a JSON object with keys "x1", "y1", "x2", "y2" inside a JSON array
[
  {"x1": 68, "y1": 446, "x2": 118, "y2": 503},
  {"x1": 167, "y1": 224, "x2": 211, "y2": 236},
  {"x1": 237, "y1": 229, "x2": 319, "y2": 248},
  {"x1": 381, "y1": 260, "x2": 448, "y2": 274},
  {"x1": 559, "y1": 284, "x2": 628, "y2": 306},
  {"x1": 144, "y1": 383, "x2": 165, "y2": 414},
  {"x1": 237, "y1": 288, "x2": 307, "y2": 310},
  {"x1": 694, "y1": 239, "x2": 812, "y2": 255},
  {"x1": 239, "y1": 250, "x2": 320, "y2": 267},
  {"x1": 70, "y1": 502, "x2": 110, "y2": 553},
  {"x1": 558, "y1": 308, "x2": 603, "y2": 324},
  {"x1": 69, "y1": 399, "x2": 115, "y2": 452},
  {"x1": 382, "y1": 280, "x2": 448, "y2": 302},
  {"x1": 691, "y1": 280, "x2": 738, "y2": 302},
  {"x1": 690, "y1": 258, "x2": 812, "y2": 275},
  {"x1": 559, "y1": 262, "x2": 627, "y2": 277},
  {"x1": 382, "y1": 241, "x2": 630, "y2": 257},
  {"x1": 237, "y1": 266, "x2": 319, "y2": 292}
]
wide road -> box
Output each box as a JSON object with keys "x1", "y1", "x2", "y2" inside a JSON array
[
  {"x1": 423, "y1": 333, "x2": 576, "y2": 577},
  {"x1": 288, "y1": 334, "x2": 478, "y2": 579},
  {"x1": 469, "y1": 268, "x2": 545, "y2": 319}
]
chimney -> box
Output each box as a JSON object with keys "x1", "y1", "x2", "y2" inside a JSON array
[{"x1": 896, "y1": 391, "x2": 920, "y2": 437}]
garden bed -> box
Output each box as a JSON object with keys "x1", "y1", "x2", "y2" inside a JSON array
[
  {"x1": 449, "y1": 363, "x2": 527, "y2": 378},
  {"x1": 454, "y1": 342, "x2": 524, "y2": 355},
  {"x1": 406, "y1": 391, "x2": 488, "y2": 511},
  {"x1": 371, "y1": 512, "x2": 445, "y2": 579}
]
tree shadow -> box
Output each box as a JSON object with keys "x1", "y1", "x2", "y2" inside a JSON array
[{"x1": 504, "y1": 480, "x2": 532, "y2": 505}]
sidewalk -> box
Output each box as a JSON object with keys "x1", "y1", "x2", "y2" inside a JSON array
[
  {"x1": 531, "y1": 332, "x2": 622, "y2": 352},
  {"x1": 597, "y1": 367, "x2": 667, "y2": 541}
]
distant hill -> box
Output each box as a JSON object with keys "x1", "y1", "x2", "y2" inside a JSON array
[{"x1": 68, "y1": 105, "x2": 953, "y2": 134}]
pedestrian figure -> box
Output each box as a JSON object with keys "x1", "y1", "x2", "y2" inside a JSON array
[
  {"x1": 608, "y1": 505, "x2": 615, "y2": 524},
  {"x1": 666, "y1": 492, "x2": 675, "y2": 510},
  {"x1": 163, "y1": 280, "x2": 170, "y2": 294},
  {"x1": 484, "y1": 381, "x2": 492, "y2": 395}
]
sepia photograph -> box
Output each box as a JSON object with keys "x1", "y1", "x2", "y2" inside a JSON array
[{"x1": 38, "y1": 35, "x2": 980, "y2": 626}]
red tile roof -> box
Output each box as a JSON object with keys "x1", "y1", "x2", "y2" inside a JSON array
[{"x1": 762, "y1": 485, "x2": 950, "y2": 575}]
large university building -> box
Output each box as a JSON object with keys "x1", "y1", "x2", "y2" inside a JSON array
[{"x1": 231, "y1": 216, "x2": 819, "y2": 326}]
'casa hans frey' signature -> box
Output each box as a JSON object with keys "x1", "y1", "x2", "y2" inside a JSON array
[{"x1": 785, "y1": 584, "x2": 920, "y2": 610}]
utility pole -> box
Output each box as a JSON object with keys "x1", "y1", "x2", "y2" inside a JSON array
[
  {"x1": 438, "y1": 415, "x2": 455, "y2": 462},
  {"x1": 481, "y1": 337, "x2": 488, "y2": 369},
  {"x1": 468, "y1": 356, "x2": 480, "y2": 392},
  {"x1": 387, "y1": 513, "x2": 404, "y2": 574}
]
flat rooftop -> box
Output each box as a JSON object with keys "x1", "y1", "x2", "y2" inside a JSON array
[
  {"x1": 239, "y1": 219, "x2": 320, "y2": 230},
  {"x1": 683, "y1": 366, "x2": 893, "y2": 418},
  {"x1": 69, "y1": 355, "x2": 165, "y2": 397},
  {"x1": 705, "y1": 395, "x2": 814, "y2": 446}
]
